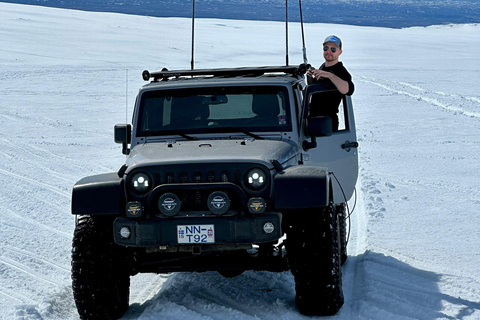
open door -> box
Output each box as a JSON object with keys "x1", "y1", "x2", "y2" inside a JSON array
[{"x1": 301, "y1": 84, "x2": 358, "y2": 204}]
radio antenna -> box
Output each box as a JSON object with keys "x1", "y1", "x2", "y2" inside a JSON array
[
  {"x1": 191, "y1": 0, "x2": 196, "y2": 70},
  {"x1": 125, "y1": 69, "x2": 129, "y2": 158},
  {"x1": 285, "y1": 0, "x2": 289, "y2": 66},
  {"x1": 299, "y1": 0, "x2": 308, "y2": 65}
]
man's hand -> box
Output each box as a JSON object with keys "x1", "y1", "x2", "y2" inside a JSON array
[
  {"x1": 310, "y1": 69, "x2": 332, "y2": 80},
  {"x1": 306, "y1": 67, "x2": 316, "y2": 78},
  {"x1": 307, "y1": 68, "x2": 350, "y2": 94}
]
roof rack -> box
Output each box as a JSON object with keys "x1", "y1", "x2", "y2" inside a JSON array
[{"x1": 142, "y1": 64, "x2": 308, "y2": 82}]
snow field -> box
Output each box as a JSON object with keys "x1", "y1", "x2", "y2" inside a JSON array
[{"x1": 0, "y1": 2, "x2": 479, "y2": 319}]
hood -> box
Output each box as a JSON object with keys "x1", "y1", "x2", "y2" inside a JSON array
[{"x1": 125, "y1": 139, "x2": 298, "y2": 171}]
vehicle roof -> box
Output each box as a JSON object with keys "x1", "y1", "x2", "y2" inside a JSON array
[
  {"x1": 140, "y1": 74, "x2": 302, "y2": 92},
  {"x1": 139, "y1": 65, "x2": 306, "y2": 92}
]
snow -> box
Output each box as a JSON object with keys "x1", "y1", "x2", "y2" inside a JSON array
[{"x1": 1, "y1": 2, "x2": 479, "y2": 319}]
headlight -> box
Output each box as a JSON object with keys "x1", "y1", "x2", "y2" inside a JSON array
[
  {"x1": 245, "y1": 168, "x2": 267, "y2": 190},
  {"x1": 130, "y1": 172, "x2": 152, "y2": 193}
]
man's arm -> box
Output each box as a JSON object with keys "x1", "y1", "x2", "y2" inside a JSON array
[{"x1": 311, "y1": 69, "x2": 350, "y2": 94}]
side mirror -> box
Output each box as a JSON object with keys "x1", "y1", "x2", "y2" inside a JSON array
[
  {"x1": 307, "y1": 116, "x2": 333, "y2": 137},
  {"x1": 114, "y1": 124, "x2": 132, "y2": 155},
  {"x1": 303, "y1": 117, "x2": 332, "y2": 151}
]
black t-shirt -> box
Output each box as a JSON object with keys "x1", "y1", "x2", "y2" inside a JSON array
[{"x1": 308, "y1": 62, "x2": 354, "y2": 118}]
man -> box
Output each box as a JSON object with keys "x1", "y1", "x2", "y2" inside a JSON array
[{"x1": 306, "y1": 35, "x2": 354, "y2": 130}]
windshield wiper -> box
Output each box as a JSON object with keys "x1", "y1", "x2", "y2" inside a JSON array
[
  {"x1": 207, "y1": 127, "x2": 264, "y2": 140},
  {"x1": 170, "y1": 132, "x2": 197, "y2": 140}
]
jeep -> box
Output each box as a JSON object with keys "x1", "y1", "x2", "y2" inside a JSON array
[{"x1": 71, "y1": 65, "x2": 358, "y2": 319}]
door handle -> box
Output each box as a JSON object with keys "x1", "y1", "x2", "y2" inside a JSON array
[{"x1": 341, "y1": 140, "x2": 359, "y2": 151}]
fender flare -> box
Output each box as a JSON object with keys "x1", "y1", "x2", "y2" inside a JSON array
[
  {"x1": 72, "y1": 172, "x2": 124, "y2": 215},
  {"x1": 273, "y1": 166, "x2": 330, "y2": 210}
]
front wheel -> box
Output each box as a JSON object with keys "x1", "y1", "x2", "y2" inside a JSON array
[
  {"x1": 285, "y1": 204, "x2": 344, "y2": 316},
  {"x1": 71, "y1": 216, "x2": 131, "y2": 320},
  {"x1": 336, "y1": 203, "x2": 348, "y2": 265}
]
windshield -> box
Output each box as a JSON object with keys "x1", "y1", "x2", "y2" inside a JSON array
[{"x1": 136, "y1": 86, "x2": 291, "y2": 137}]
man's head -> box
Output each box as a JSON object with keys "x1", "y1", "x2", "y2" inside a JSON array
[
  {"x1": 323, "y1": 35, "x2": 342, "y2": 49},
  {"x1": 322, "y1": 35, "x2": 343, "y2": 64}
]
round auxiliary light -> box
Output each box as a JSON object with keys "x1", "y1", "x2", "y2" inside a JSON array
[
  {"x1": 245, "y1": 168, "x2": 267, "y2": 190},
  {"x1": 130, "y1": 172, "x2": 151, "y2": 193},
  {"x1": 263, "y1": 222, "x2": 275, "y2": 234},
  {"x1": 158, "y1": 193, "x2": 181, "y2": 216},
  {"x1": 248, "y1": 197, "x2": 266, "y2": 214},
  {"x1": 126, "y1": 201, "x2": 142, "y2": 218},
  {"x1": 207, "y1": 191, "x2": 230, "y2": 215},
  {"x1": 119, "y1": 226, "x2": 131, "y2": 239}
]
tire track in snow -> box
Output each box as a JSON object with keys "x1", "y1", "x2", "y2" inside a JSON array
[
  {"x1": 122, "y1": 274, "x2": 172, "y2": 319},
  {"x1": 341, "y1": 174, "x2": 370, "y2": 316},
  {"x1": 0, "y1": 208, "x2": 71, "y2": 238},
  {"x1": 1, "y1": 143, "x2": 76, "y2": 185},
  {"x1": 129, "y1": 274, "x2": 170, "y2": 305},
  {"x1": 0, "y1": 167, "x2": 69, "y2": 199},
  {"x1": 0, "y1": 287, "x2": 35, "y2": 305},
  {"x1": 1, "y1": 138, "x2": 118, "y2": 181},
  {"x1": 360, "y1": 76, "x2": 480, "y2": 118},
  {"x1": 4, "y1": 245, "x2": 70, "y2": 274},
  {"x1": 0, "y1": 256, "x2": 64, "y2": 287}
]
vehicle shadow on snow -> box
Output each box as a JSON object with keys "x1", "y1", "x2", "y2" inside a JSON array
[
  {"x1": 341, "y1": 251, "x2": 480, "y2": 320},
  {"x1": 121, "y1": 251, "x2": 480, "y2": 319},
  {"x1": 122, "y1": 270, "x2": 300, "y2": 319}
]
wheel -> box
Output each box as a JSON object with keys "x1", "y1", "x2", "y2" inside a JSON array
[
  {"x1": 285, "y1": 204, "x2": 344, "y2": 316},
  {"x1": 72, "y1": 216, "x2": 131, "y2": 320},
  {"x1": 336, "y1": 203, "x2": 348, "y2": 265}
]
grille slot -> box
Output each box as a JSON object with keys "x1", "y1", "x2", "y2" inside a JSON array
[{"x1": 159, "y1": 170, "x2": 238, "y2": 184}]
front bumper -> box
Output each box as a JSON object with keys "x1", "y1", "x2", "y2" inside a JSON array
[{"x1": 113, "y1": 212, "x2": 282, "y2": 247}]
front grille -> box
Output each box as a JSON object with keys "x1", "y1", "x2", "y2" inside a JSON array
[{"x1": 127, "y1": 163, "x2": 271, "y2": 215}]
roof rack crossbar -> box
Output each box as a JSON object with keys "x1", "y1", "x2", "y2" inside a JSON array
[{"x1": 142, "y1": 65, "x2": 307, "y2": 82}]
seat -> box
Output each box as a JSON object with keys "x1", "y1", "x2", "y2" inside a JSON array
[
  {"x1": 170, "y1": 96, "x2": 209, "y2": 128},
  {"x1": 249, "y1": 94, "x2": 280, "y2": 125},
  {"x1": 142, "y1": 98, "x2": 164, "y2": 132}
]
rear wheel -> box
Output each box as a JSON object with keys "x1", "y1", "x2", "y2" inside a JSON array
[
  {"x1": 72, "y1": 216, "x2": 131, "y2": 320},
  {"x1": 286, "y1": 204, "x2": 344, "y2": 316}
]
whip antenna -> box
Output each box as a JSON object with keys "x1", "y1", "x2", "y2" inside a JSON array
[
  {"x1": 125, "y1": 69, "x2": 128, "y2": 133},
  {"x1": 299, "y1": 0, "x2": 308, "y2": 64},
  {"x1": 125, "y1": 69, "x2": 129, "y2": 157},
  {"x1": 285, "y1": 0, "x2": 289, "y2": 66},
  {"x1": 191, "y1": 0, "x2": 196, "y2": 70}
]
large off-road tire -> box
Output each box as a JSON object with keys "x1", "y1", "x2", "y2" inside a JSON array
[
  {"x1": 286, "y1": 204, "x2": 343, "y2": 316},
  {"x1": 72, "y1": 216, "x2": 131, "y2": 320},
  {"x1": 336, "y1": 203, "x2": 348, "y2": 265}
]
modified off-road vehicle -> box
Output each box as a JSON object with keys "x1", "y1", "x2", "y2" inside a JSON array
[{"x1": 71, "y1": 65, "x2": 358, "y2": 319}]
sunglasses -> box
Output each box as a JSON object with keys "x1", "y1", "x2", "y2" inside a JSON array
[{"x1": 323, "y1": 45, "x2": 337, "y2": 53}]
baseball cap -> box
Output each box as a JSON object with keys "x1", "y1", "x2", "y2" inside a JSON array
[{"x1": 323, "y1": 35, "x2": 342, "y2": 49}]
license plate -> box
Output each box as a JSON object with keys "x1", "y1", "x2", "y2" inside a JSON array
[{"x1": 177, "y1": 224, "x2": 215, "y2": 244}]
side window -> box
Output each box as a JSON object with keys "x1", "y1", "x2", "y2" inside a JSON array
[
  {"x1": 306, "y1": 89, "x2": 348, "y2": 132},
  {"x1": 337, "y1": 97, "x2": 347, "y2": 131}
]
